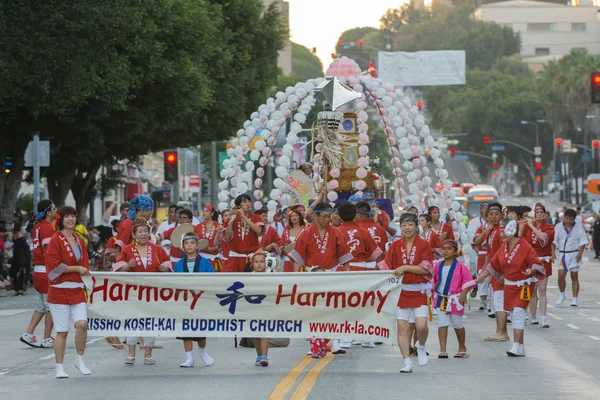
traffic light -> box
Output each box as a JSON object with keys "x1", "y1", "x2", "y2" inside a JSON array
[
  {"x1": 535, "y1": 163, "x2": 542, "y2": 170},
  {"x1": 358, "y1": 41, "x2": 364, "y2": 47},
  {"x1": 593, "y1": 140, "x2": 600, "y2": 148},
  {"x1": 338, "y1": 41, "x2": 343, "y2": 46},
  {"x1": 417, "y1": 101, "x2": 423, "y2": 111},
  {"x1": 164, "y1": 151, "x2": 178, "y2": 182},
  {"x1": 4, "y1": 156, "x2": 12, "y2": 175},
  {"x1": 331, "y1": 53, "x2": 335, "y2": 59},
  {"x1": 536, "y1": 176, "x2": 542, "y2": 183},
  {"x1": 592, "y1": 72, "x2": 600, "y2": 104},
  {"x1": 484, "y1": 137, "x2": 490, "y2": 143},
  {"x1": 368, "y1": 65, "x2": 376, "y2": 77},
  {"x1": 493, "y1": 162, "x2": 499, "y2": 168},
  {"x1": 493, "y1": 173, "x2": 498, "y2": 179},
  {"x1": 450, "y1": 147, "x2": 456, "y2": 158},
  {"x1": 555, "y1": 138, "x2": 563, "y2": 147}
]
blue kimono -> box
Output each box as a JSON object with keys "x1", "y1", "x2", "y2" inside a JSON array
[{"x1": 173, "y1": 254, "x2": 215, "y2": 273}]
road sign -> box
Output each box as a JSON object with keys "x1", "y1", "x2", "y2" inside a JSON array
[
  {"x1": 534, "y1": 146, "x2": 542, "y2": 156},
  {"x1": 563, "y1": 139, "x2": 572, "y2": 149},
  {"x1": 583, "y1": 152, "x2": 592, "y2": 163},
  {"x1": 491, "y1": 145, "x2": 505, "y2": 151},
  {"x1": 183, "y1": 174, "x2": 200, "y2": 193},
  {"x1": 456, "y1": 155, "x2": 469, "y2": 160},
  {"x1": 555, "y1": 171, "x2": 561, "y2": 182},
  {"x1": 446, "y1": 139, "x2": 459, "y2": 145},
  {"x1": 24, "y1": 140, "x2": 50, "y2": 167},
  {"x1": 535, "y1": 157, "x2": 541, "y2": 163},
  {"x1": 563, "y1": 147, "x2": 578, "y2": 154}
]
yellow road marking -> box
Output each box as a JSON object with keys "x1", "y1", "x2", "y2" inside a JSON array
[
  {"x1": 289, "y1": 353, "x2": 335, "y2": 400},
  {"x1": 267, "y1": 355, "x2": 315, "y2": 400}
]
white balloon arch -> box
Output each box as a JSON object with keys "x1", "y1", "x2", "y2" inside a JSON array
[{"x1": 217, "y1": 57, "x2": 469, "y2": 246}]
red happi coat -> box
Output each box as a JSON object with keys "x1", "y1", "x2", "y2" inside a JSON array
[
  {"x1": 338, "y1": 221, "x2": 382, "y2": 270},
  {"x1": 522, "y1": 221, "x2": 555, "y2": 277},
  {"x1": 473, "y1": 225, "x2": 488, "y2": 272},
  {"x1": 384, "y1": 235, "x2": 434, "y2": 308},
  {"x1": 222, "y1": 213, "x2": 264, "y2": 256},
  {"x1": 45, "y1": 232, "x2": 89, "y2": 305},
  {"x1": 432, "y1": 220, "x2": 455, "y2": 241},
  {"x1": 105, "y1": 236, "x2": 117, "y2": 255},
  {"x1": 259, "y1": 225, "x2": 281, "y2": 249},
  {"x1": 289, "y1": 224, "x2": 353, "y2": 270},
  {"x1": 274, "y1": 225, "x2": 307, "y2": 272},
  {"x1": 358, "y1": 218, "x2": 388, "y2": 254},
  {"x1": 423, "y1": 229, "x2": 442, "y2": 260},
  {"x1": 32, "y1": 219, "x2": 55, "y2": 293},
  {"x1": 112, "y1": 242, "x2": 171, "y2": 272},
  {"x1": 194, "y1": 221, "x2": 222, "y2": 254},
  {"x1": 375, "y1": 210, "x2": 390, "y2": 231},
  {"x1": 115, "y1": 218, "x2": 134, "y2": 250},
  {"x1": 489, "y1": 237, "x2": 545, "y2": 310},
  {"x1": 485, "y1": 226, "x2": 503, "y2": 291}
]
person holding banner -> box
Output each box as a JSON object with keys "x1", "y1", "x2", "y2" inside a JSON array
[
  {"x1": 522, "y1": 204, "x2": 554, "y2": 327},
  {"x1": 115, "y1": 195, "x2": 154, "y2": 260},
  {"x1": 45, "y1": 206, "x2": 91, "y2": 379},
  {"x1": 112, "y1": 218, "x2": 172, "y2": 366},
  {"x1": 380, "y1": 213, "x2": 433, "y2": 373},
  {"x1": 250, "y1": 250, "x2": 272, "y2": 366},
  {"x1": 288, "y1": 202, "x2": 353, "y2": 273},
  {"x1": 222, "y1": 194, "x2": 265, "y2": 273},
  {"x1": 474, "y1": 219, "x2": 546, "y2": 357},
  {"x1": 195, "y1": 205, "x2": 223, "y2": 272},
  {"x1": 433, "y1": 240, "x2": 473, "y2": 359},
  {"x1": 174, "y1": 232, "x2": 216, "y2": 368}
]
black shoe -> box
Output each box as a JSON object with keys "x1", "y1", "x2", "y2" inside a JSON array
[{"x1": 478, "y1": 306, "x2": 485, "y2": 311}]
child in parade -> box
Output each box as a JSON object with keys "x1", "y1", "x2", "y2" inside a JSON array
[
  {"x1": 433, "y1": 240, "x2": 474, "y2": 359},
  {"x1": 174, "y1": 232, "x2": 215, "y2": 368},
  {"x1": 251, "y1": 251, "x2": 270, "y2": 366},
  {"x1": 307, "y1": 267, "x2": 340, "y2": 358}
]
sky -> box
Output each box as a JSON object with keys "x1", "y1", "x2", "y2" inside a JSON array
[{"x1": 288, "y1": 0, "x2": 406, "y2": 72}]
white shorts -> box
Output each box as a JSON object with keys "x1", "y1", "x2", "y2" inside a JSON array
[
  {"x1": 557, "y1": 264, "x2": 580, "y2": 272},
  {"x1": 437, "y1": 312, "x2": 464, "y2": 329},
  {"x1": 34, "y1": 291, "x2": 50, "y2": 313},
  {"x1": 477, "y1": 275, "x2": 491, "y2": 297},
  {"x1": 396, "y1": 305, "x2": 429, "y2": 321},
  {"x1": 48, "y1": 303, "x2": 87, "y2": 333},
  {"x1": 493, "y1": 290, "x2": 505, "y2": 313},
  {"x1": 126, "y1": 337, "x2": 155, "y2": 346}
]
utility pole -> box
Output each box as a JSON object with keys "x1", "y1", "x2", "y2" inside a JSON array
[
  {"x1": 197, "y1": 146, "x2": 202, "y2": 211},
  {"x1": 211, "y1": 141, "x2": 218, "y2": 206},
  {"x1": 33, "y1": 134, "x2": 40, "y2": 208}
]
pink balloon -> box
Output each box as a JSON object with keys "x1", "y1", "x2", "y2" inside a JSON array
[
  {"x1": 412, "y1": 159, "x2": 420, "y2": 169},
  {"x1": 358, "y1": 157, "x2": 369, "y2": 168},
  {"x1": 330, "y1": 168, "x2": 340, "y2": 178},
  {"x1": 262, "y1": 148, "x2": 271, "y2": 157},
  {"x1": 254, "y1": 178, "x2": 263, "y2": 188},
  {"x1": 356, "y1": 167, "x2": 367, "y2": 179},
  {"x1": 358, "y1": 145, "x2": 369, "y2": 156},
  {"x1": 256, "y1": 167, "x2": 265, "y2": 177},
  {"x1": 231, "y1": 177, "x2": 239, "y2": 187},
  {"x1": 392, "y1": 157, "x2": 401, "y2": 166},
  {"x1": 327, "y1": 191, "x2": 339, "y2": 202},
  {"x1": 267, "y1": 137, "x2": 276, "y2": 146},
  {"x1": 254, "y1": 190, "x2": 262, "y2": 198},
  {"x1": 355, "y1": 180, "x2": 367, "y2": 191},
  {"x1": 329, "y1": 180, "x2": 339, "y2": 190},
  {"x1": 387, "y1": 137, "x2": 396, "y2": 146},
  {"x1": 254, "y1": 201, "x2": 262, "y2": 210},
  {"x1": 230, "y1": 188, "x2": 238, "y2": 197},
  {"x1": 358, "y1": 133, "x2": 369, "y2": 144},
  {"x1": 259, "y1": 157, "x2": 268, "y2": 167}
]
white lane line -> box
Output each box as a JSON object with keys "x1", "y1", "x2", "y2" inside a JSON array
[
  {"x1": 567, "y1": 324, "x2": 580, "y2": 330},
  {"x1": 547, "y1": 305, "x2": 554, "y2": 309},
  {"x1": 596, "y1": 302, "x2": 600, "y2": 306},
  {"x1": 87, "y1": 337, "x2": 104, "y2": 345},
  {"x1": 577, "y1": 312, "x2": 588, "y2": 317},
  {"x1": 547, "y1": 286, "x2": 558, "y2": 289},
  {"x1": 547, "y1": 313, "x2": 563, "y2": 321},
  {"x1": 588, "y1": 335, "x2": 600, "y2": 341},
  {"x1": 39, "y1": 353, "x2": 55, "y2": 360},
  {"x1": 588, "y1": 317, "x2": 600, "y2": 322}
]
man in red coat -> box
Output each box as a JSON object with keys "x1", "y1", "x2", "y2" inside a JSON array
[{"x1": 21, "y1": 199, "x2": 57, "y2": 348}]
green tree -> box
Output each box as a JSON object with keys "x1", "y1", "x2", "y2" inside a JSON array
[{"x1": 277, "y1": 42, "x2": 323, "y2": 89}]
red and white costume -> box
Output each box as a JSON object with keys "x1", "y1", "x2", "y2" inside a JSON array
[
  {"x1": 288, "y1": 224, "x2": 353, "y2": 271},
  {"x1": 488, "y1": 237, "x2": 545, "y2": 311},
  {"x1": 522, "y1": 221, "x2": 555, "y2": 277},
  {"x1": 423, "y1": 229, "x2": 442, "y2": 261},
  {"x1": 432, "y1": 220, "x2": 455, "y2": 242},
  {"x1": 112, "y1": 242, "x2": 172, "y2": 272},
  {"x1": 115, "y1": 218, "x2": 134, "y2": 250},
  {"x1": 259, "y1": 225, "x2": 281, "y2": 249},
  {"x1": 375, "y1": 210, "x2": 390, "y2": 231},
  {"x1": 195, "y1": 221, "x2": 222, "y2": 271},
  {"x1": 473, "y1": 225, "x2": 490, "y2": 297},
  {"x1": 105, "y1": 236, "x2": 117, "y2": 257},
  {"x1": 358, "y1": 218, "x2": 388, "y2": 255},
  {"x1": 45, "y1": 232, "x2": 89, "y2": 332},
  {"x1": 338, "y1": 221, "x2": 382, "y2": 271},
  {"x1": 32, "y1": 219, "x2": 55, "y2": 296},
  {"x1": 162, "y1": 224, "x2": 186, "y2": 267},
  {"x1": 221, "y1": 213, "x2": 264, "y2": 273},
  {"x1": 381, "y1": 235, "x2": 434, "y2": 320},
  {"x1": 273, "y1": 225, "x2": 307, "y2": 272}
]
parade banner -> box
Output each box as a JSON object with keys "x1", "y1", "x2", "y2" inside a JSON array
[{"x1": 83, "y1": 271, "x2": 401, "y2": 344}]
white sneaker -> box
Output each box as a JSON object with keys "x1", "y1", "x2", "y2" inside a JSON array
[
  {"x1": 507, "y1": 342, "x2": 525, "y2": 357},
  {"x1": 416, "y1": 345, "x2": 428, "y2": 366},
  {"x1": 399, "y1": 358, "x2": 413, "y2": 373},
  {"x1": 331, "y1": 339, "x2": 346, "y2": 355},
  {"x1": 571, "y1": 298, "x2": 578, "y2": 307},
  {"x1": 530, "y1": 316, "x2": 539, "y2": 325},
  {"x1": 74, "y1": 355, "x2": 91, "y2": 375},
  {"x1": 541, "y1": 320, "x2": 550, "y2": 328},
  {"x1": 40, "y1": 337, "x2": 55, "y2": 348},
  {"x1": 351, "y1": 340, "x2": 362, "y2": 345},
  {"x1": 199, "y1": 350, "x2": 214, "y2": 367},
  {"x1": 20, "y1": 333, "x2": 40, "y2": 348},
  {"x1": 180, "y1": 354, "x2": 195, "y2": 368},
  {"x1": 340, "y1": 340, "x2": 353, "y2": 348},
  {"x1": 556, "y1": 292, "x2": 566, "y2": 305},
  {"x1": 56, "y1": 364, "x2": 69, "y2": 379},
  {"x1": 361, "y1": 341, "x2": 376, "y2": 348}
]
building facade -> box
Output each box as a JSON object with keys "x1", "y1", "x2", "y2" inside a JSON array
[{"x1": 263, "y1": 0, "x2": 292, "y2": 76}]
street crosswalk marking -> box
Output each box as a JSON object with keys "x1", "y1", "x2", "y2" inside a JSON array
[
  {"x1": 0, "y1": 309, "x2": 32, "y2": 317},
  {"x1": 547, "y1": 313, "x2": 563, "y2": 321},
  {"x1": 588, "y1": 317, "x2": 600, "y2": 322},
  {"x1": 567, "y1": 324, "x2": 580, "y2": 330},
  {"x1": 587, "y1": 335, "x2": 600, "y2": 341}
]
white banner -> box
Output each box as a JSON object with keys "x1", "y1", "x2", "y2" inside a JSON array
[
  {"x1": 83, "y1": 272, "x2": 401, "y2": 344},
  {"x1": 377, "y1": 50, "x2": 466, "y2": 86}
]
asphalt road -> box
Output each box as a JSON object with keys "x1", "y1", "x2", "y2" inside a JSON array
[{"x1": 2, "y1": 249, "x2": 600, "y2": 399}]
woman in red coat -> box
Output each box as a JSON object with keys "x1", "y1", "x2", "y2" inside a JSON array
[
  {"x1": 46, "y1": 206, "x2": 91, "y2": 379},
  {"x1": 113, "y1": 218, "x2": 171, "y2": 365}
]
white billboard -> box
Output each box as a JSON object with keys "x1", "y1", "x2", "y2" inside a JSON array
[{"x1": 377, "y1": 50, "x2": 466, "y2": 86}]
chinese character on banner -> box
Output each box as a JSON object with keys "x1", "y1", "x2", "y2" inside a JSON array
[{"x1": 216, "y1": 281, "x2": 266, "y2": 315}]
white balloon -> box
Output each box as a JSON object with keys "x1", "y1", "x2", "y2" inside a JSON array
[
  {"x1": 218, "y1": 190, "x2": 229, "y2": 202},
  {"x1": 270, "y1": 189, "x2": 281, "y2": 200},
  {"x1": 267, "y1": 200, "x2": 278, "y2": 211},
  {"x1": 238, "y1": 182, "x2": 248, "y2": 194},
  {"x1": 255, "y1": 140, "x2": 266, "y2": 151},
  {"x1": 273, "y1": 178, "x2": 285, "y2": 189},
  {"x1": 250, "y1": 150, "x2": 260, "y2": 161},
  {"x1": 218, "y1": 181, "x2": 229, "y2": 190},
  {"x1": 452, "y1": 201, "x2": 461, "y2": 212},
  {"x1": 218, "y1": 202, "x2": 228, "y2": 212},
  {"x1": 245, "y1": 161, "x2": 255, "y2": 171},
  {"x1": 278, "y1": 156, "x2": 290, "y2": 168},
  {"x1": 275, "y1": 166, "x2": 289, "y2": 178}
]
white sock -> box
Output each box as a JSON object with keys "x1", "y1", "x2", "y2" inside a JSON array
[
  {"x1": 572, "y1": 297, "x2": 578, "y2": 301},
  {"x1": 518, "y1": 343, "x2": 525, "y2": 354},
  {"x1": 198, "y1": 348, "x2": 207, "y2": 356},
  {"x1": 186, "y1": 351, "x2": 194, "y2": 360},
  {"x1": 75, "y1": 354, "x2": 84, "y2": 363}
]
